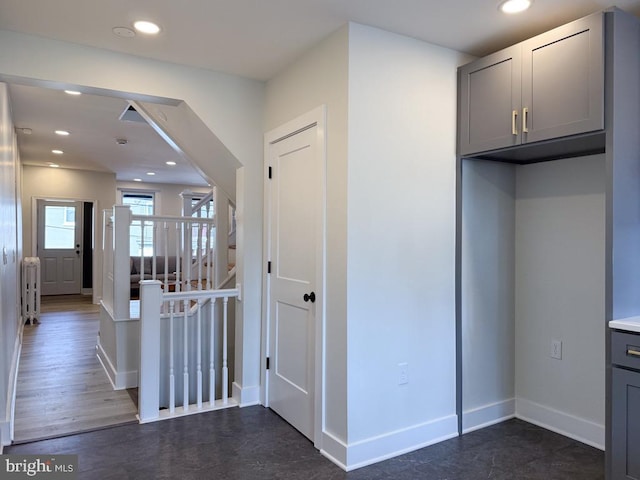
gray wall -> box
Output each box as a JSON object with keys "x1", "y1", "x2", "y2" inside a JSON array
[
  {"x1": 461, "y1": 160, "x2": 516, "y2": 432},
  {"x1": 515, "y1": 155, "x2": 605, "y2": 444},
  {"x1": 461, "y1": 154, "x2": 606, "y2": 447}
]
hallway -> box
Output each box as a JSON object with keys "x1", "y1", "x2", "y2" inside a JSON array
[{"x1": 13, "y1": 295, "x2": 137, "y2": 443}]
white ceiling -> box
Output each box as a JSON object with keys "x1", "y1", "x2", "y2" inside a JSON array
[
  {"x1": 9, "y1": 84, "x2": 207, "y2": 185},
  {"x1": 2, "y1": 0, "x2": 640, "y2": 184}
]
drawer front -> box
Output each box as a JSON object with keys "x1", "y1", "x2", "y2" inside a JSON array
[{"x1": 612, "y1": 330, "x2": 640, "y2": 370}]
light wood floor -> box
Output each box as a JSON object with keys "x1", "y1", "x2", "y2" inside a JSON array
[{"x1": 13, "y1": 295, "x2": 138, "y2": 443}]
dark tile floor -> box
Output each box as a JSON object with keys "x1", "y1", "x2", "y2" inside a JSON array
[{"x1": 5, "y1": 406, "x2": 604, "y2": 480}]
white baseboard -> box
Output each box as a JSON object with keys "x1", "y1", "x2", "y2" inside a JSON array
[
  {"x1": 3, "y1": 321, "x2": 24, "y2": 448},
  {"x1": 320, "y1": 430, "x2": 348, "y2": 469},
  {"x1": 325, "y1": 414, "x2": 458, "y2": 471},
  {"x1": 96, "y1": 341, "x2": 138, "y2": 390},
  {"x1": 232, "y1": 382, "x2": 260, "y2": 407},
  {"x1": 81, "y1": 288, "x2": 93, "y2": 296},
  {"x1": 515, "y1": 397, "x2": 604, "y2": 450},
  {"x1": 0, "y1": 421, "x2": 9, "y2": 452},
  {"x1": 463, "y1": 398, "x2": 515, "y2": 434}
]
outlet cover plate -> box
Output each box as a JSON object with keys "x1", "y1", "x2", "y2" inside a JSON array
[{"x1": 551, "y1": 339, "x2": 562, "y2": 360}]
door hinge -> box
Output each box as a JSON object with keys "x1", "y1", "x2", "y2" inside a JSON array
[
  {"x1": 268, "y1": 166, "x2": 272, "y2": 179},
  {"x1": 266, "y1": 357, "x2": 270, "y2": 370},
  {"x1": 267, "y1": 261, "x2": 271, "y2": 274}
]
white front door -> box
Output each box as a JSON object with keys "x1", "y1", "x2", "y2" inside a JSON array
[
  {"x1": 37, "y1": 200, "x2": 83, "y2": 295},
  {"x1": 266, "y1": 114, "x2": 324, "y2": 443}
]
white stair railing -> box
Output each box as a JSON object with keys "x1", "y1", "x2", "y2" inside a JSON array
[
  {"x1": 105, "y1": 206, "x2": 217, "y2": 319},
  {"x1": 138, "y1": 280, "x2": 240, "y2": 423}
]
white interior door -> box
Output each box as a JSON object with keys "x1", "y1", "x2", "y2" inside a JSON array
[
  {"x1": 267, "y1": 123, "x2": 323, "y2": 442},
  {"x1": 37, "y1": 200, "x2": 83, "y2": 295}
]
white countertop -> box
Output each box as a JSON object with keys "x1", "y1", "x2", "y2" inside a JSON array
[{"x1": 609, "y1": 316, "x2": 640, "y2": 334}]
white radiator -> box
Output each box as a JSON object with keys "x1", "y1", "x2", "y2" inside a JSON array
[{"x1": 22, "y1": 257, "x2": 41, "y2": 324}]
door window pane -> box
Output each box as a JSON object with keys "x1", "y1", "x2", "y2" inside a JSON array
[{"x1": 44, "y1": 205, "x2": 76, "y2": 249}]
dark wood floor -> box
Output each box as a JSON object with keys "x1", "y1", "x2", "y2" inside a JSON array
[
  {"x1": 6, "y1": 406, "x2": 604, "y2": 479},
  {"x1": 13, "y1": 295, "x2": 138, "y2": 443}
]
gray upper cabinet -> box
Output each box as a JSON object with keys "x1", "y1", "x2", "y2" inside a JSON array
[
  {"x1": 458, "y1": 45, "x2": 521, "y2": 155},
  {"x1": 458, "y1": 13, "x2": 604, "y2": 157}
]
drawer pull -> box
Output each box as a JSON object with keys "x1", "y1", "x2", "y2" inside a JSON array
[
  {"x1": 627, "y1": 348, "x2": 640, "y2": 357},
  {"x1": 512, "y1": 110, "x2": 518, "y2": 136}
]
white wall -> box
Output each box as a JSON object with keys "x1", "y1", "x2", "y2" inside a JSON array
[
  {"x1": 345, "y1": 24, "x2": 469, "y2": 465},
  {"x1": 266, "y1": 22, "x2": 470, "y2": 468},
  {"x1": 461, "y1": 160, "x2": 516, "y2": 432},
  {"x1": 515, "y1": 155, "x2": 606, "y2": 447},
  {"x1": 265, "y1": 24, "x2": 350, "y2": 446},
  {"x1": 21, "y1": 165, "x2": 116, "y2": 301},
  {"x1": 0, "y1": 82, "x2": 22, "y2": 449},
  {"x1": 0, "y1": 29, "x2": 264, "y2": 403}
]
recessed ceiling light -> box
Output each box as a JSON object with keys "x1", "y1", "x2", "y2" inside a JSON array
[
  {"x1": 133, "y1": 178, "x2": 142, "y2": 182},
  {"x1": 499, "y1": 0, "x2": 532, "y2": 14},
  {"x1": 49, "y1": 163, "x2": 60, "y2": 168},
  {"x1": 133, "y1": 20, "x2": 161, "y2": 35},
  {"x1": 146, "y1": 172, "x2": 156, "y2": 176},
  {"x1": 166, "y1": 161, "x2": 176, "y2": 166},
  {"x1": 64, "y1": 90, "x2": 82, "y2": 96},
  {"x1": 55, "y1": 130, "x2": 70, "y2": 136},
  {"x1": 51, "y1": 149, "x2": 64, "y2": 155}
]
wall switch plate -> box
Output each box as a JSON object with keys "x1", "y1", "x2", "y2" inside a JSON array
[
  {"x1": 551, "y1": 339, "x2": 562, "y2": 360},
  {"x1": 398, "y1": 362, "x2": 409, "y2": 385}
]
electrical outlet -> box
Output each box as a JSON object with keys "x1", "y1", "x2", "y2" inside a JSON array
[
  {"x1": 551, "y1": 339, "x2": 562, "y2": 360},
  {"x1": 398, "y1": 362, "x2": 409, "y2": 385}
]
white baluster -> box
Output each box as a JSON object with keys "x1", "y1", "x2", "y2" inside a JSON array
[
  {"x1": 175, "y1": 222, "x2": 181, "y2": 293},
  {"x1": 197, "y1": 221, "x2": 203, "y2": 290},
  {"x1": 205, "y1": 220, "x2": 212, "y2": 290},
  {"x1": 186, "y1": 221, "x2": 192, "y2": 291},
  {"x1": 152, "y1": 222, "x2": 157, "y2": 279},
  {"x1": 196, "y1": 299, "x2": 203, "y2": 409},
  {"x1": 139, "y1": 218, "x2": 145, "y2": 282},
  {"x1": 169, "y1": 300, "x2": 175, "y2": 413},
  {"x1": 183, "y1": 299, "x2": 189, "y2": 411},
  {"x1": 222, "y1": 296, "x2": 229, "y2": 403},
  {"x1": 209, "y1": 297, "x2": 216, "y2": 405},
  {"x1": 163, "y1": 222, "x2": 169, "y2": 313}
]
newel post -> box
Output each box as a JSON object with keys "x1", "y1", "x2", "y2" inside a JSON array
[
  {"x1": 138, "y1": 280, "x2": 163, "y2": 423},
  {"x1": 180, "y1": 190, "x2": 195, "y2": 217},
  {"x1": 113, "y1": 205, "x2": 132, "y2": 320}
]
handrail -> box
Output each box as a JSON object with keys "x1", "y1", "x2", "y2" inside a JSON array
[
  {"x1": 162, "y1": 287, "x2": 239, "y2": 302},
  {"x1": 192, "y1": 191, "x2": 214, "y2": 214},
  {"x1": 216, "y1": 267, "x2": 236, "y2": 290},
  {"x1": 131, "y1": 213, "x2": 216, "y2": 224}
]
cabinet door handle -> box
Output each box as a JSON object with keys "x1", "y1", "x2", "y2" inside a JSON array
[
  {"x1": 512, "y1": 110, "x2": 518, "y2": 136},
  {"x1": 522, "y1": 107, "x2": 529, "y2": 134},
  {"x1": 627, "y1": 348, "x2": 640, "y2": 357}
]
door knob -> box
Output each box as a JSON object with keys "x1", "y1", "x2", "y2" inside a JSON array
[{"x1": 303, "y1": 291, "x2": 316, "y2": 303}]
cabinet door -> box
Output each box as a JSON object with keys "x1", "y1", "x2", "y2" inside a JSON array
[
  {"x1": 521, "y1": 13, "x2": 604, "y2": 144},
  {"x1": 458, "y1": 44, "x2": 521, "y2": 156},
  {"x1": 612, "y1": 367, "x2": 640, "y2": 480}
]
